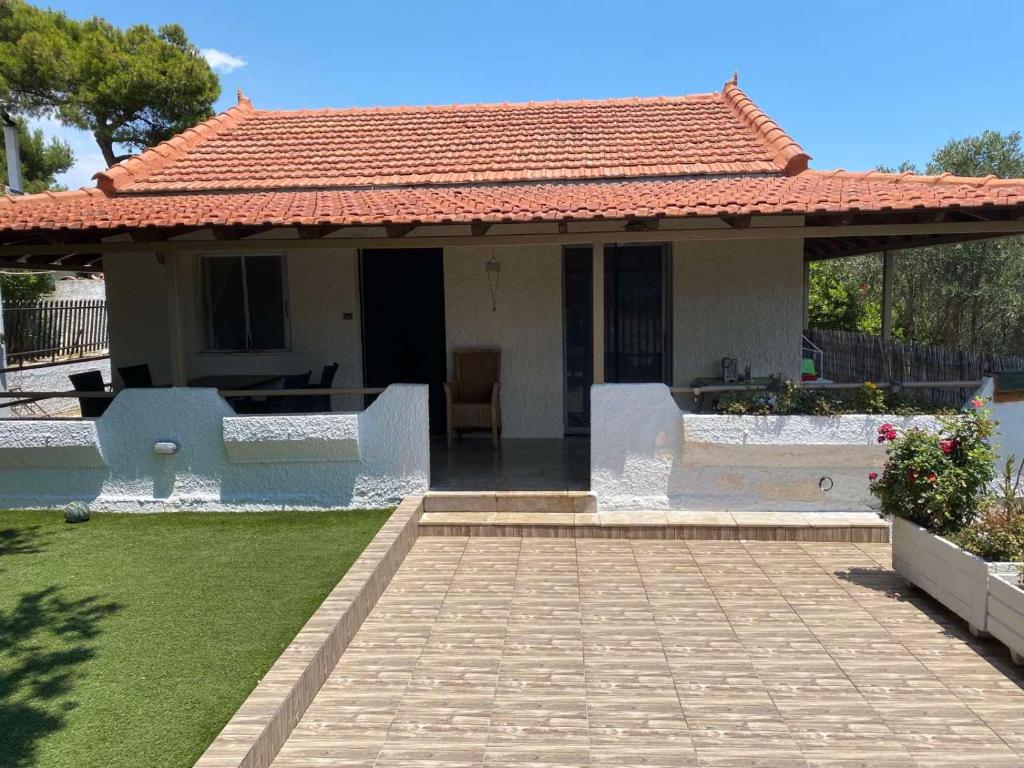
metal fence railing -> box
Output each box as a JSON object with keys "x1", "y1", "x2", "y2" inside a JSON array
[
  {"x1": 1, "y1": 299, "x2": 109, "y2": 365},
  {"x1": 805, "y1": 328, "x2": 1024, "y2": 407}
]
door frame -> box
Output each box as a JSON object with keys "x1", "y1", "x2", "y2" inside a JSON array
[
  {"x1": 605, "y1": 241, "x2": 673, "y2": 386},
  {"x1": 561, "y1": 242, "x2": 673, "y2": 434},
  {"x1": 562, "y1": 246, "x2": 593, "y2": 435}
]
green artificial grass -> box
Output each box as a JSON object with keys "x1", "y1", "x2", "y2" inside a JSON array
[{"x1": 0, "y1": 508, "x2": 392, "y2": 768}]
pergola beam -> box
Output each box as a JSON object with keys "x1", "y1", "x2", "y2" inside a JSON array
[
  {"x1": 1, "y1": 217, "x2": 1023, "y2": 260},
  {"x1": 881, "y1": 250, "x2": 894, "y2": 339}
]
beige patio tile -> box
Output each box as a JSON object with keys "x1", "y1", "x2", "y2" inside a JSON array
[
  {"x1": 664, "y1": 509, "x2": 736, "y2": 526},
  {"x1": 495, "y1": 491, "x2": 574, "y2": 513},
  {"x1": 423, "y1": 492, "x2": 498, "y2": 512},
  {"x1": 271, "y1": 537, "x2": 1024, "y2": 768},
  {"x1": 493, "y1": 512, "x2": 575, "y2": 525}
]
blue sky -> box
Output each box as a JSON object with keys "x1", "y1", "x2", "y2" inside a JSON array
[{"x1": 41, "y1": 0, "x2": 1024, "y2": 188}]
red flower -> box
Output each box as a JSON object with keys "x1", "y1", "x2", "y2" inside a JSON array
[
  {"x1": 927, "y1": 472, "x2": 938, "y2": 483},
  {"x1": 940, "y1": 439, "x2": 957, "y2": 454},
  {"x1": 877, "y1": 435, "x2": 887, "y2": 444},
  {"x1": 868, "y1": 472, "x2": 878, "y2": 480},
  {"x1": 907, "y1": 469, "x2": 917, "y2": 482},
  {"x1": 971, "y1": 397, "x2": 984, "y2": 409}
]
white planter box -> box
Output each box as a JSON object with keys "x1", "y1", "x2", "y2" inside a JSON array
[
  {"x1": 988, "y1": 572, "x2": 1024, "y2": 665},
  {"x1": 891, "y1": 516, "x2": 1012, "y2": 635}
]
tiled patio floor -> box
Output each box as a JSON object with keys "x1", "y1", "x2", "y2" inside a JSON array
[{"x1": 272, "y1": 538, "x2": 1024, "y2": 768}]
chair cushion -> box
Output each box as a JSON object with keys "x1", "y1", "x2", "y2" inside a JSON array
[{"x1": 451, "y1": 402, "x2": 493, "y2": 429}]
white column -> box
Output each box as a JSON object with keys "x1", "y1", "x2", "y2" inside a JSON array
[
  {"x1": 802, "y1": 260, "x2": 811, "y2": 330},
  {"x1": 0, "y1": 277, "x2": 7, "y2": 392},
  {"x1": 162, "y1": 252, "x2": 187, "y2": 386},
  {"x1": 881, "y1": 250, "x2": 894, "y2": 339},
  {"x1": 592, "y1": 244, "x2": 605, "y2": 384}
]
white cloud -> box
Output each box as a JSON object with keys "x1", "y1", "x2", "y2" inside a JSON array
[{"x1": 201, "y1": 48, "x2": 247, "y2": 74}]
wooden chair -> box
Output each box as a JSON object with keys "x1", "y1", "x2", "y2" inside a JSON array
[
  {"x1": 301, "y1": 362, "x2": 339, "y2": 413},
  {"x1": 444, "y1": 348, "x2": 501, "y2": 448},
  {"x1": 69, "y1": 370, "x2": 110, "y2": 418}
]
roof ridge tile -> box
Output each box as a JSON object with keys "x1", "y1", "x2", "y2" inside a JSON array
[
  {"x1": 94, "y1": 100, "x2": 257, "y2": 193},
  {"x1": 721, "y1": 81, "x2": 810, "y2": 175}
]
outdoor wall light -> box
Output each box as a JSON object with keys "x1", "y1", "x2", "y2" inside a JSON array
[
  {"x1": 485, "y1": 248, "x2": 501, "y2": 312},
  {"x1": 153, "y1": 441, "x2": 178, "y2": 455}
]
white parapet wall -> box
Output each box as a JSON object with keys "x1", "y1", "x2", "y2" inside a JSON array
[
  {"x1": 592, "y1": 383, "x2": 942, "y2": 512},
  {"x1": 0, "y1": 384, "x2": 429, "y2": 511},
  {"x1": 976, "y1": 377, "x2": 1024, "y2": 470}
]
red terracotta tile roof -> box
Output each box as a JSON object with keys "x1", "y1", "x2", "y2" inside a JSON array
[
  {"x1": 93, "y1": 81, "x2": 809, "y2": 193},
  {"x1": 3, "y1": 171, "x2": 1024, "y2": 232},
  {"x1": 1, "y1": 79, "x2": 1023, "y2": 236}
]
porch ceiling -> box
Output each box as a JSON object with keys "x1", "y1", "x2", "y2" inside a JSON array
[{"x1": 0, "y1": 202, "x2": 1022, "y2": 273}]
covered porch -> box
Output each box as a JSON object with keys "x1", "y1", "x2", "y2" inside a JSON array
[{"x1": 2, "y1": 203, "x2": 1024, "y2": 507}]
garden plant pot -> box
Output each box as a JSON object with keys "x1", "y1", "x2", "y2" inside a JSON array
[
  {"x1": 987, "y1": 572, "x2": 1024, "y2": 665},
  {"x1": 891, "y1": 516, "x2": 1013, "y2": 636}
]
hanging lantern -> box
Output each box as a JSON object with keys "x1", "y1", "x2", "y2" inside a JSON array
[{"x1": 485, "y1": 248, "x2": 501, "y2": 312}]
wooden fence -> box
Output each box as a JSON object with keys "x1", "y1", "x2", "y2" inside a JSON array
[
  {"x1": 1, "y1": 299, "x2": 108, "y2": 365},
  {"x1": 805, "y1": 328, "x2": 1024, "y2": 406}
]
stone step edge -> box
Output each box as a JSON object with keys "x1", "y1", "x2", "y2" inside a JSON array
[
  {"x1": 423, "y1": 491, "x2": 597, "y2": 514},
  {"x1": 418, "y1": 521, "x2": 888, "y2": 543}
]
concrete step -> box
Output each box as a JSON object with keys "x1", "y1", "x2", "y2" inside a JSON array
[
  {"x1": 419, "y1": 507, "x2": 889, "y2": 543},
  {"x1": 423, "y1": 491, "x2": 597, "y2": 514}
]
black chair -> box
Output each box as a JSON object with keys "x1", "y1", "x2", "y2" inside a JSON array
[
  {"x1": 304, "y1": 362, "x2": 339, "y2": 413},
  {"x1": 69, "y1": 370, "x2": 110, "y2": 417},
  {"x1": 117, "y1": 364, "x2": 154, "y2": 389},
  {"x1": 263, "y1": 371, "x2": 312, "y2": 414}
]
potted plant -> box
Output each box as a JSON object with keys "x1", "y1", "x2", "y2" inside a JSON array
[
  {"x1": 873, "y1": 399, "x2": 1000, "y2": 635},
  {"x1": 955, "y1": 457, "x2": 1024, "y2": 664}
]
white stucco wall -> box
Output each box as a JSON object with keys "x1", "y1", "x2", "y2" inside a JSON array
[
  {"x1": 976, "y1": 377, "x2": 1024, "y2": 470},
  {"x1": 101, "y1": 234, "x2": 807, "y2": 438},
  {"x1": 591, "y1": 383, "x2": 942, "y2": 512},
  {"x1": 443, "y1": 245, "x2": 564, "y2": 438},
  {"x1": 104, "y1": 252, "x2": 173, "y2": 386},
  {"x1": 671, "y1": 236, "x2": 804, "y2": 386},
  {"x1": 0, "y1": 384, "x2": 428, "y2": 511},
  {"x1": 175, "y1": 249, "x2": 364, "y2": 410}
]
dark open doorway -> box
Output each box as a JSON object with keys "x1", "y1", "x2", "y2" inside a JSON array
[{"x1": 361, "y1": 249, "x2": 447, "y2": 434}]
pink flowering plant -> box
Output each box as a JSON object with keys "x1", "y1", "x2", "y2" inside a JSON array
[{"x1": 869, "y1": 398, "x2": 996, "y2": 535}]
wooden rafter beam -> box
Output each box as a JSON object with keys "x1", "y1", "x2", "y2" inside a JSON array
[
  {"x1": 295, "y1": 224, "x2": 344, "y2": 240},
  {"x1": 716, "y1": 213, "x2": 751, "y2": 229},
  {"x1": 384, "y1": 223, "x2": 417, "y2": 238},
  {"x1": 623, "y1": 217, "x2": 660, "y2": 232},
  {"x1": 804, "y1": 230, "x2": 1024, "y2": 261},
  {"x1": 2, "y1": 215, "x2": 1024, "y2": 259}
]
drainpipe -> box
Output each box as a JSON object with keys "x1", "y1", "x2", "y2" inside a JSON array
[
  {"x1": 1, "y1": 111, "x2": 20, "y2": 402},
  {"x1": 0, "y1": 277, "x2": 7, "y2": 398},
  {"x1": 1, "y1": 112, "x2": 22, "y2": 195}
]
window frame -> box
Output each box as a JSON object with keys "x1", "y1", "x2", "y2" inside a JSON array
[{"x1": 199, "y1": 252, "x2": 291, "y2": 354}]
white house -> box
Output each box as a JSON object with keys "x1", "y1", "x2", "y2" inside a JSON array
[{"x1": 0, "y1": 77, "x2": 1023, "y2": 512}]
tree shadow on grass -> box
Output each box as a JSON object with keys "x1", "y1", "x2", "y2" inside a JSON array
[
  {"x1": 0, "y1": 525, "x2": 47, "y2": 559},
  {"x1": 0, "y1": 587, "x2": 122, "y2": 767}
]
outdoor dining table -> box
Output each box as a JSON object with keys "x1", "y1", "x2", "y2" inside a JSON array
[{"x1": 186, "y1": 374, "x2": 284, "y2": 390}]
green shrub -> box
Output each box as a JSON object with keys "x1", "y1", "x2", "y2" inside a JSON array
[
  {"x1": 869, "y1": 399, "x2": 996, "y2": 535},
  {"x1": 950, "y1": 456, "x2": 1024, "y2": 568},
  {"x1": 710, "y1": 378, "x2": 942, "y2": 416},
  {"x1": 856, "y1": 381, "x2": 888, "y2": 414}
]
